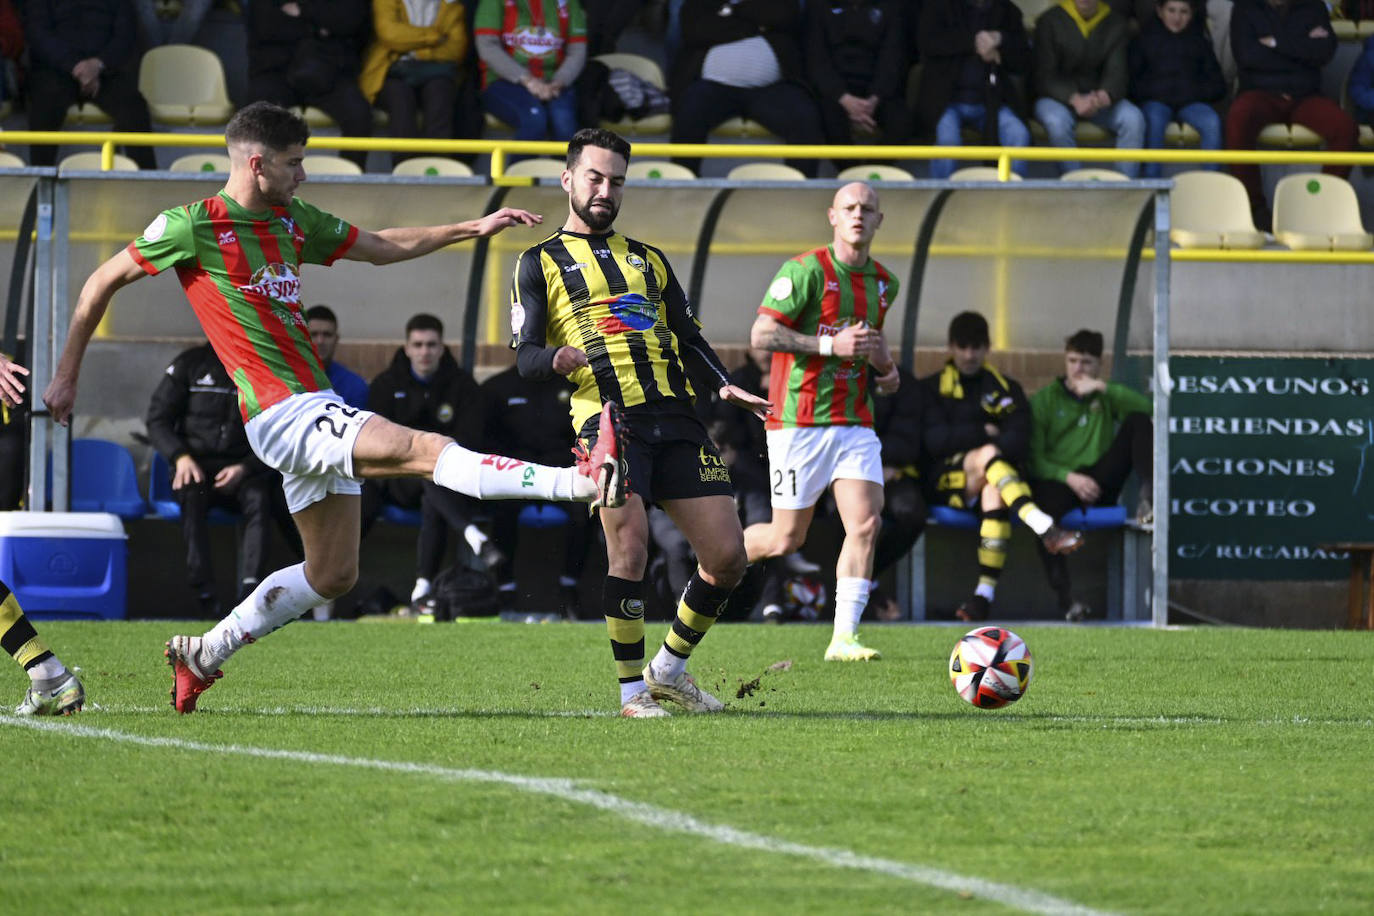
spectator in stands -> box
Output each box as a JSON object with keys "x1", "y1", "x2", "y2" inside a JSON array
[
  {"x1": 360, "y1": 0, "x2": 470, "y2": 164},
  {"x1": 0, "y1": 0, "x2": 23, "y2": 112},
  {"x1": 1131, "y1": 0, "x2": 1226, "y2": 177},
  {"x1": 668, "y1": 0, "x2": 828, "y2": 177},
  {"x1": 474, "y1": 0, "x2": 587, "y2": 143},
  {"x1": 479, "y1": 363, "x2": 589, "y2": 618},
  {"x1": 24, "y1": 0, "x2": 159, "y2": 169},
  {"x1": 1028, "y1": 329, "x2": 1152, "y2": 621},
  {"x1": 916, "y1": 0, "x2": 1033, "y2": 179},
  {"x1": 247, "y1": 0, "x2": 373, "y2": 170},
  {"x1": 364, "y1": 313, "x2": 499, "y2": 607},
  {"x1": 921, "y1": 311, "x2": 1085, "y2": 622},
  {"x1": 1033, "y1": 0, "x2": 1146, "y2": 177},
  {"x1": 807, "y1": 0, "x2": 913, "y2": 147},
  {"x1": 147, "y1": 342, "x2": 278, "y2": 616},
  {"x1": 304, "y1": 304, "x2": 368, "y2": 410},
  {"x1": 869, "y1": 363, "x2": 927, "y2": 620},
  {"x1": 585, "y1": 0, "x2": 645, "y2": 57},
  {"x1": 1227, "y1": 0, "x2": 1354, "y2": 226},
  {"x1": 134, "y1": 0, "x2": 213, "y2": 46},
  {"x1": 1348, "y1": 35, "x2": 1374, "y2": 130}
]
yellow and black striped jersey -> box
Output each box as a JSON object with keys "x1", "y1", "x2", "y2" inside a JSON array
[{"x1": 510, "y1": 228, "x2": 729, "y2": 435}]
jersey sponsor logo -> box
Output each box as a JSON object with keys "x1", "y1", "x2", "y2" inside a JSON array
[
  {"x1": 768, "y1": 276, "x2": 793, "y2": 301},
  {"x1": 143, "y1": 213, "x2": 168, "y2": 242},
  {"x1": 825, "y1": 280, "x2": 839, "y2": 292},
  {"x1": 819, "y1": 317, "x2": 870, "y2": 337},
  {"x1": 217, "y1": 230, "x2": 237, "y2": 246},
  {"x1": 625, "y1": 253, "x2": 647, "y2": 272},
  {"x1": 195, "y1": 373, "x2": 217, "y2": 386},
  {"x1": 698, "y1": 446, "x2": 731, "y2": 483},
  {"x1": 563, "y1": 261, "x2": 588, "y2": 273},
  {"x1": 594, "y1": 293, "x2": 657, "y2": 335},
  {"x1": 507, "y1": 26, "x2": 563, "y2": 55},
  {"x1": 237, "y1": 262, "x2": 303, "y2": 308}
]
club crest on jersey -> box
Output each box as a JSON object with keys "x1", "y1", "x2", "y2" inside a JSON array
[
  {"x1": 437, "y1": 403, "x2": 455, "y2": 424},
  {"x1": 238, "y1": 262, "x2": 302, "y2": 308},
  {"x1": 625, "y1": 253, "x2": 647, "y2": 272},
  {"x1": 594, "y1": 293, "x2": 657, "y2": 335}
]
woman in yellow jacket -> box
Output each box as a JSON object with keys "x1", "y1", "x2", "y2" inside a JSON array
[{"x1": 359, "y1": 0, "x2": 470, "y2": 162}]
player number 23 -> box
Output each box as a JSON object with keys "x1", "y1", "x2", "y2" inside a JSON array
[
  {"x1": 314, "y1": 402, "x2": 360, "y2": 439},
  {"x1": 772, "y1": 468, "x2": 797, "y2": 497}
]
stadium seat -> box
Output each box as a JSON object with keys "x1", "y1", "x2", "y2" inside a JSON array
[
  {"x1": 594, "y1": 53, "x2": 672, "y2": 136},
  {"x1": 625, "y1": 160, "x2": 695, "y2": 180},
  {"x1": 1272, "y1": 173, "x2": 1374, "y2": 251},
  {"x1": 381, "y1": 503, "x2": 421, "y2": 526},
  {"x1": 169, "y1": 153, "x2": 232, "y2": 174},
  {"x1": 1029, "y1": 119, "x2": 1113, "y2": 145},
  {"x1": 294, "y1": 106, "x2": 389, "y2": 129},
  {"x1": 62, "y1": 439, "x2": 147, "y2": 520},
  {"x1": 1163, "y1": 121, "x2": 1202, "y2": 147},
  {"x1": 1333, "y1": 18, "x2": 1359, "y2": 40},
  {"x1": 148, "y1": 451, "x2": 239, "y2": 523},
  {"x1": 711, "y1": 117, "x2": 775, "y2": 139},
  {"x1": 64, "y1": 102, "x2": 112, "y2": 126},
  {"x1": 0, "y1": 151, "x2": 25, "y2": 168},
  {"x1": 391, "y1": 157, "x2": 474, "y2": 177},
  {"x1": 930, "y1": 504, "x2": 1129, "y2": 531},
  {"x1": 725, "y1": 162, "x2": 807, "y2": 181},
  {"x1": 504, "y1": 158, "x2": 567, "y2": 178},
  {"x1": 1060, "y1": 167, "x2": 1128, "y2": 181},
  {"x1": 58, "y1": 152, "x2": 139, "y2": 173},
  {"x1": 138, "y1": 44, "x2": 235, "y2": 126},
  {"x1": 302, "y1": 155, "x2": 363, "y2": 176},
  {"x1": 1257, "y1": 123, "x2": 1323, "y2": 149},
  {"x1": 949, "y1": 166, "x2": 1022, "y2": 181},
  {"x1": 1017, "y1": 0, "x2": 1057, "y2": 27},
  {"x1": 837, "y1": 163, "x2": 915, "y2": 181},
  {"x1": 1169, "y1": 170, "x2": 1267, "y2": 249}
]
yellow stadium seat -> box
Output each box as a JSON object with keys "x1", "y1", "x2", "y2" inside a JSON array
[
  {"x1": 392, "y1": 157, "x2": 474, "y2": 177},
  {"x1": 1060, "y1": 167, "x2": 1128, "y2": 181},
  {"x1": 948, "y1": 166, "x2": 1022, "y2": 181},
  {"x1": 1332, "y1": 19, "x2": 1359, "y2": 40},
  {"x1": 1257, "y1": 123, "x2": 1323, "y2": 148},
  {"x1": 625, "y1": 160, "x2": 695, "y2": 180},
  {"x1": 1272, "y1": 173, "x2": 1373, "y2": 250},
  {"x1": 58, "y1": 151, "x2": 139, "y2": 172},
  {"x1": 1016, "y1": 0, "x2": 1058, "y2": 27},
  {"x1": 0, "y1": 150, "x2": 25, "y2": 168},
  {"x1": 139, "y1": 44, "x2": 235, "y2": 126},
  {"x1": 64, "y1": 102, "x2": 113, "y2": 126},
  {"x1": 837, "y1": 163, "x2": 915, "y2": 181},
  {"x1": 1163, "y1": 121, "x2": 1202, "y2": 147},
  {"x1": 301, "y1": 155, "x2": 362, "y2": 175},
  {"x1": 1029, "y1": 119, "x2": 1113, "y2": 145},
  {"x1": 712, "y1": 118, "x2": 775, "y2": 139},
  {"x1": 725, "y1": 162, "x2": 807, "y2": 181},
  {"x1": 1169, "y1": 170, "x2": 1266, "y2": 249},
  {"x1": 294, "y1": 106, "x2": 389, "y2": 129},
  {"x1": 595, "y1": 53, "x2": 671, "y2": 136},
  {"x1": 504, "y1": 158, "x2": 567, "y2": 178},
  {"x1": 169, "y1": 153, "x2": 232, "y2": 174}
]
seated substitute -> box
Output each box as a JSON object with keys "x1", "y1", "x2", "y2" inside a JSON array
[
  {"x1": 305, "y1": 304, "x2": 369, "y2": 410},
  {"x1": 365, "y1": 313, "x2": 500, "y2": 605},
  {"x1": 146, "y1": 341, "x2": 279, "y2": 616},
  {"x1": 1028, "y1": 329, "x2": 1152, "y2": 621},
  {"x1": 479, "y1": 362, "x2": 589, "y2": 618},
  {"x1": 921, "y1": 311, "x2": 1085, "y2": 622}
]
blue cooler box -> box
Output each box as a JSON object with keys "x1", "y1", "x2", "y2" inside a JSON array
[{"x1": 0, "y1": 511, "x2": 128, "y2": 620}]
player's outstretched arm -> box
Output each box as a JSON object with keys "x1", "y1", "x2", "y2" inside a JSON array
[
  {"x1": 43, "y1": 249, "x2": 145, "y2": 425},
  {"x1": 718, "y1": 384, "x2": 772, "y2": 422},
  {"x1": 751, "y1": 313, "x2": 884, "y2": 360},
  {"x1": 347, "y1": 208, "x2": 543, "y2": 265},
  {"x1": 0, "y1": 353, "x2": 29, "y2": 407}
]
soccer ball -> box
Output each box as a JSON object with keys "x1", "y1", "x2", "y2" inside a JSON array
[{"x1": 948, "y1": 627, "x2": 1033, "y2": 709}]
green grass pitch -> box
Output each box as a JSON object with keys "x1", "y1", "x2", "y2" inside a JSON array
[{"x1": 4, "y1": 620, "x2": 1372, "y2": 914}]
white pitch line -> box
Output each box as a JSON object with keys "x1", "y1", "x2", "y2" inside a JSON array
[{"x1": 2, "y1": 715, "x2": 1115, "y2": 916}]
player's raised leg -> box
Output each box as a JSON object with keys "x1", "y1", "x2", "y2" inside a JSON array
[
  {"x1": 824, "y1": 478, "x2": 885, "y2": 662},
  {"x1": 4, "y1": 580, "x2": 85, "y2": 715},
  {"x1": 643, "y1": 494, "x2": 746, "y2": 712}
]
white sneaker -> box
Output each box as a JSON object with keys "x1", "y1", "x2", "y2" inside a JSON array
[
  {"x1": 643, "y1": 665, "x2": 724, "y2": 712},
  {"x1": 824, "y1": 634, "x2": 882, "y2": 662},
  {"x1": 621, "y1": 689, "x2": 670, "y2": 718},
  {"x1": 15, "y1": 672, "x2": 85, "y2": 716}
]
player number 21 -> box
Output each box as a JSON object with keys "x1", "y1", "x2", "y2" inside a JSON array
[{"x1": 772, "y1": 468, "x2": 797, "y2": 497}]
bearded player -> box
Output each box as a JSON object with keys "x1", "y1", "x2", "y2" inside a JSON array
[{"x1": 43, "y1": 102, "x2": 626, "y2": 713}]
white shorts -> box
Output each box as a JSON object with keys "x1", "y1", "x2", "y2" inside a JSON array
[
  {"x1": 765, "y1": 425, "x2": 883, "y2": 510},
  {"x1": 246, "y1": 390, "x2": 375, "y2": 514}
]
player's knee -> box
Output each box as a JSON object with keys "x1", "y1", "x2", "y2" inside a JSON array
[
  {"x1": 702, "y1": 542, "x2": 747, "y2": 589},
  {"x1": 309, "y1": 563, "x2": 358, "y2": 600},
  {"x1": 607, "y1": 543, "x2": 649, "y2": 580}
]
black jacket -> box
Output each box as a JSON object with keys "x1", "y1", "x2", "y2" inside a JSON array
[
  {"x1": 146, "y1": 344, "x2": 264, "y2": 469},
  {"x1": 806, "y1": 0, "x2": 909, "y2": 102},
  {"x1": 872, "y1": 366, "x2": 925, "y2": 472},
  {"x1": 914, "y1": 0, "x2": 1031, "y2": 133},
  {"x1": 25, "y1": 0, "x2": 139, "y2": 75},
  {"x1": 1230, "y1": 0, "x2": 1336, "y2": 97},
  {"x1": 247, "y1": 0, "x2": 370, "y2": 80},
  {"x1": 1130, "y1": 16, "x2": 1227, "y2": 107},
  {"x1": 367, "y1": 346, "x2": 483, "y2": 448},
  {"x1": 479, "y1": 365, "x2": 576, "y2": 467},
  {"x1": 920, "y1": 363, "x2": 1032, "y2": 465},
  {"x1": 671, "y1": 0, "x2": 807, "y2": 104}
]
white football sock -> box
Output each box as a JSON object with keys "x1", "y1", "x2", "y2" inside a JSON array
[
  {"x1": 1023, "y1": 507, "x2": 1054, "y2": 536},
  {"x1": 976, "y1": 581, "x2": 996, "y2": 601},
  {"x1": 29, "y1": 657, "x2": 66, "y2": 682},
  {"x1": 203, "y1": 562, "x2": 325, "y2": 664},
  {"x1": 411, "y1": 577, "x2": 432, "y2": 603},
  {"x1": 463, "y1": 524, "x2": 488, "y2": 554},
  {"x1": 649, "y1": 646, "x2": 686, "y2": 681},
  {"x1": 432, "y1": 442, "x2": 589, "y2": 501},
  {"x1": 620, "y1": 678, "x2": 647, "y2": 704},
  {"x1": 832, "y1": 577, "x2": 871, "y2": 639}
]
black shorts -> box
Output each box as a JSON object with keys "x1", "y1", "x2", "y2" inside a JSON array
[
  {"x1": 579, "y1": 401, "x2": 734, "y2": 504},
  {"x1": 930, "y1": 452, "x2": 970, "y2": 509}
]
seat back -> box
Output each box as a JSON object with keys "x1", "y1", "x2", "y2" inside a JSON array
[
  {"x1": 138, "y1": 44, "x2": 234, "y2": 125},
  {"x1": 504, "y1": 158, "x2": 568, "y2": 178},
  {"x1": 58, "y1": 152, "x2": 139, "y2": 173},
  {"x1": 625, "y1": 160, "x2": 695, "y2": 180},
  {"x1": 0, "y1": 151, "x2": 25, "y2": 168},
  {"x1": 726, "y1": 162, "x2": 807, "y2": 181},
  {"x1": 1060, "y1": 167, "x2": 1128, "y2": 182},
  {"x1": 1273, "y1": 173, "x2": 1368, "y2": 236},
  {"x1": 392, "y1": 157, "x2": 474, "y2": 177},
  {"x1": 68, "y1": 439, "x2": 147, "y2": 519},
  {"x1": 169, "y1": 153, "x2": 232, "y2": 174},
  {"x1": 1171, "y1": 170, "x2": 1259, "y2": 234},
  {"x1": 302, "y1": 155, "x2": 363, "y2": 176},
  {"x1": 949, "y1": 166, "x2": 1021, "y2": 181},
  {"x1": 594, "y1": 52, "x2": 666, "y2": 88},
  {"x1": 837, "y1": 163, "x2": 915, "y2": 182}
]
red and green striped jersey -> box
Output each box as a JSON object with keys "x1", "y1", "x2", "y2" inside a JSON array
[
  {"x1": 473, "y1": 0, "x2": 587, "y2": 89},
  {"x1": 128, "y1": 191, "x2": 358, "y2": 422},
  {"x1": 758, "y1": 245, "x2": 898, "y2": 430}
]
